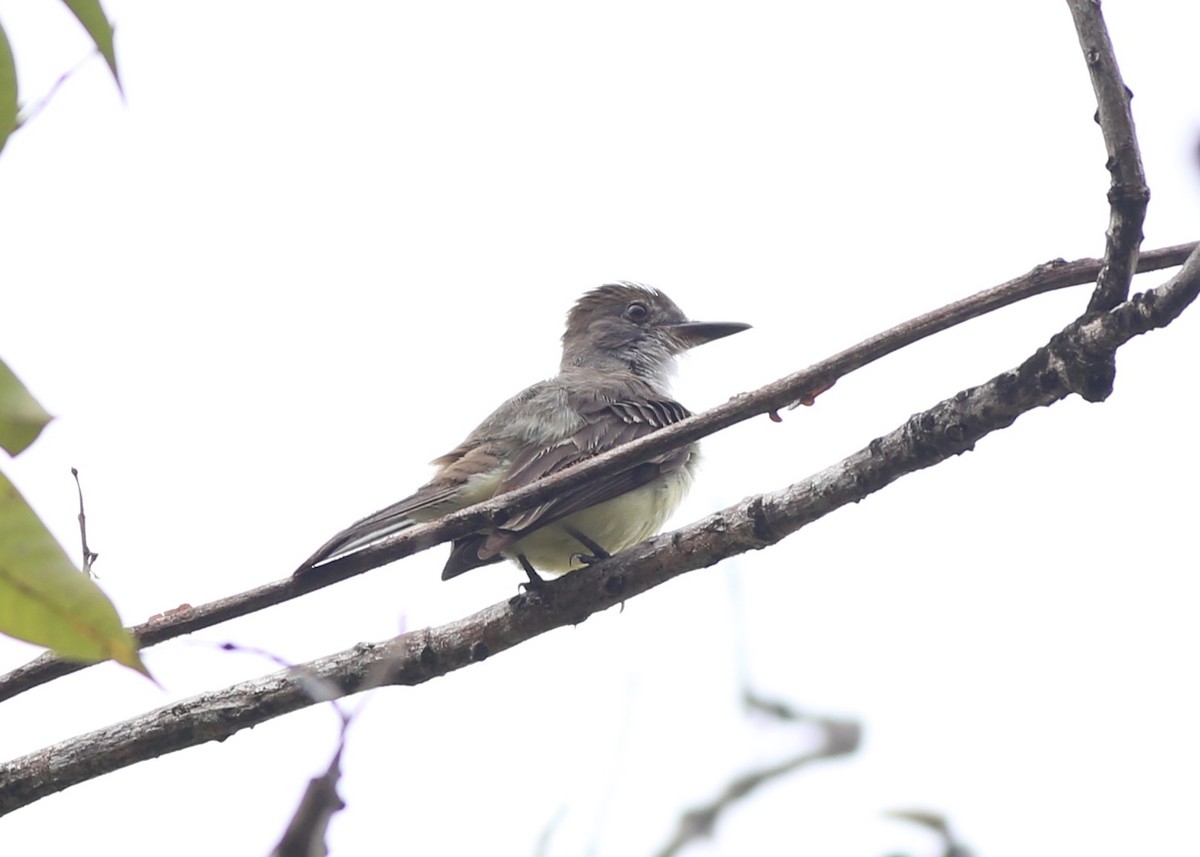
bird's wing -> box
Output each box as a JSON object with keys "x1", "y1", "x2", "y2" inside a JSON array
[{"x1": 476, "y1": 396, "x2": 693, "y2": 560}]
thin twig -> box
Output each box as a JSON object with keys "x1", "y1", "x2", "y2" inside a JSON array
[
  {"x1": 0, "y1": 241, "x2": 1193, "y2": 705},
  {"x1": 14, "y1": 53, "x2": 97, "y2": 132},
  {"x1": 887, "y1": 810, "x2": 977, "y2": 857},
  {"x1": 270, "y1": 742, "x2": 345, "y2": 857},
  {"x1": 217, "y1": 641, "x2": 394, "y2": 856},
  {"x1": 1, "y1": 245, "x2": 1196, "y2": 814},
  {"x1": 1066, "y1": 0, "x2": 1149, "y2": 313},
  {"x1": 70, "y1": 468, "x2": 98, "y2": 578},
  {"x1": 218, "y1": 647, "x2": 349, "y2": 857},
  {"x1": 651, "y1": 707, "x2": 861, "y2": 857}
]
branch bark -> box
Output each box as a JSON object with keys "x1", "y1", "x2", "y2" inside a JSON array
[
  {"x1": 3, "y1": 244, "x2": 1196, "y2": 815},
  {"x1": 0, "y1": 241, "x2": 1193, "y2": 706},
  {"x1": 1067, "y1": 0, "x2": 1149, "y2": 313}
]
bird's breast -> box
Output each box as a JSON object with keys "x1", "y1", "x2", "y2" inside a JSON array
[{"x1": 505, "y1": 461, "x2": 696, "y2": 574}]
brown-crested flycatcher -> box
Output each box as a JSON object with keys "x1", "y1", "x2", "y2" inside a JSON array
[{"x1": 299, "y1": 282, "x2": 749, "y2": 583}]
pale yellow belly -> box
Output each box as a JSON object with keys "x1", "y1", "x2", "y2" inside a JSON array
[{"x1": 504, "y1": 467, "x2": 694, "y2": 574}]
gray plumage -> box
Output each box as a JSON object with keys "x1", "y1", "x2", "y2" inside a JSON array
[{"x1": 300, "y1": 282, "x2": 749, "y2": 581}]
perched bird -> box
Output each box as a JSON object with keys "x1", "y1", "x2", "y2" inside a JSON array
[{"x1": 299, "y1": 282, "x2": 749, "y2": 583}]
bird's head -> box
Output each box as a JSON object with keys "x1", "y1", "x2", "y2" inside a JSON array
[{"x1": 560, "y1": 282, "x2": 750, "y2": 384}]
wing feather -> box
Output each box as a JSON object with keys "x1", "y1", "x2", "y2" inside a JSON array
[{"x1": 478, "y1": 395, "x2": 693, "y2": 560}]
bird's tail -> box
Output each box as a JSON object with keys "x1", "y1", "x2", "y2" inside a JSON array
[{"x1": 296, "y1": 509, "x2": 419, "y2": 573}]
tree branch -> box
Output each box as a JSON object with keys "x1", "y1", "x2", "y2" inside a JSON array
[
  {"x1": 0, "y1": 242, "x2": 1193, "y2": 706},
  {"x1": 651, "y1": 696, "x2": 860, "y2": 857},
  {"x1": 1067, "y1": 0, "x2": 1149, "y2": 313},
  {"x1": 3, "y1": 244, "x2": 1196, "y2": 815}
]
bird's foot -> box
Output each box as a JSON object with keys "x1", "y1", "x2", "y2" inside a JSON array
[
  {"x1": 517, "y1": 554, "x2": 548, "y2": 593},
  {"x1": 569, "y1": 551, "x2": 607, "y2": 567}
]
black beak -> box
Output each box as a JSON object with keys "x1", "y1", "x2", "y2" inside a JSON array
[{"x1": 661, "y1": 320, "x2": 752, "y2": 350}]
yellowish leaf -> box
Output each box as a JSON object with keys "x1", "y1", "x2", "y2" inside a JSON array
[
  {"x1": 0, "y1": 471, "x2": 149, "y2": 676},
  {"x1": 0, "y1": 358, "x2": 53, "y2": 456},
  {"x1": 0, "y1": 20, "x2": 17, "y2": 155},
  {"x1": 59, "y1": 0, "x2": 121, "y2": 92}
]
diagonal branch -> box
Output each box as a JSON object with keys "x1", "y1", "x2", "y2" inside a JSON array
[
  {"x1": 0, "y1": 242, "x2": 1194, "y2": 706},
  {"x1": 651, "y1": 696, "x2": 860, "y2": 857},
  {"x1": 1066, "y1": 0, "x2": 1149, "y2": 313},
  {"x1": 3, "y1": 244, "x2": 1196, "y2": 815}
]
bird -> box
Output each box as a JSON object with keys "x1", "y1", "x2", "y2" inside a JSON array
[{"x1": 298, "y1": 282, "x2": 749, "y2": 583}]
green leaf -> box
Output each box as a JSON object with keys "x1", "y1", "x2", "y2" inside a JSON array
[
  {"x1": 60, "y1": 0, "x2": 121, "y2": 91},
  {"x1": 0, "y1": 471, "x2": 149, "y2": 676},
  {"x1": 0, "y1": 20, "x2": 17, "y2": 156},
  {"x1": 0, "y1": 359, "x2": 53, "y2": 456}
]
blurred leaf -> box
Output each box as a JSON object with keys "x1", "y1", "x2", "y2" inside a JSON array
[
  {"x1": 0, "y1": 471, "x2": 149, "y2": 676},
  {"x1": 0, "y1": 359, "x2": 53, "y2": 456},
  {"x1": 0, "y1": 20, "x2": 17, "y2": 155},
  {"x1": 60, "y1": 0, "x2": 120, "y2": 90}
]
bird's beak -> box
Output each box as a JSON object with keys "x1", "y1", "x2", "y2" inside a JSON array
[{"x1": 661, "y1": 320, "x2": 752, "y2": 350}]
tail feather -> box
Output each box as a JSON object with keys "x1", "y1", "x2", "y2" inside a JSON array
[{"x1": 298, "y1": 512, "x2": 418, "y2": 571}]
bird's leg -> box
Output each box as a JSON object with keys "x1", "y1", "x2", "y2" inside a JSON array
[
  {"x1": 564, "y1": 525, "x2": 611, "y2": 566},
  {"x1": 517, "y1": 554, "x2": 547, "y2": 590}
]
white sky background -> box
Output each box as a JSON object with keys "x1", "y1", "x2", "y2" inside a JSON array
[{"x1": 0, "y1": 1, "x2": 1198, "y2": 854}]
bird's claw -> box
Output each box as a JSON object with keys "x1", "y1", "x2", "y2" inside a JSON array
[{"x1": 569, "y1": 552, "x2": 606, "y2": 567}]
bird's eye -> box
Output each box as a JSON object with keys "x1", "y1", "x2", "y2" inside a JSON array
[{"x1": 625, "y1": 301, "x2": 649, "y2": 322}]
